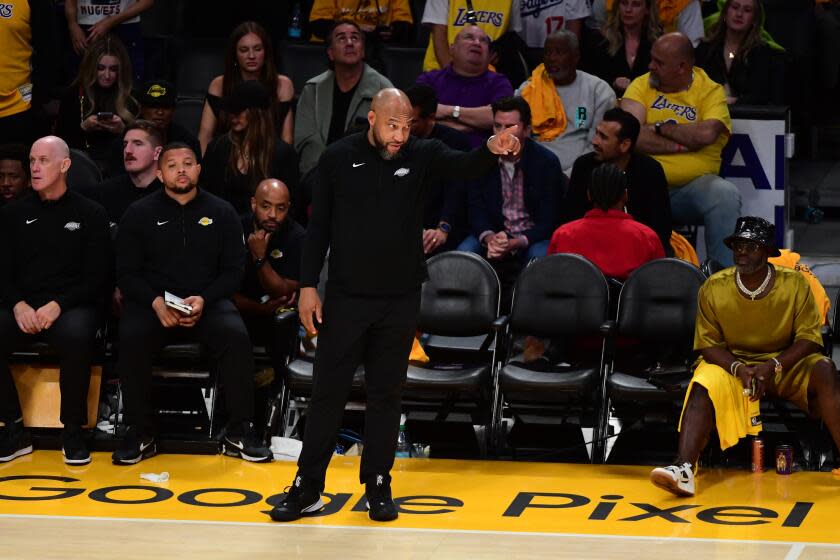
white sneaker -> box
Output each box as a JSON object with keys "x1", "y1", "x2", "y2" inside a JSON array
[{"x1": 650, "y1": 462, "x2": 695, "y2": 497}]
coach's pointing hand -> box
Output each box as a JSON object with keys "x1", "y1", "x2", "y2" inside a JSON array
[
  {"x1": 487, "y1": 124, "x2": 521, "y2": 157},
  {"x1": 299, "y1": 287, "x2": 323, "y2": 335}
]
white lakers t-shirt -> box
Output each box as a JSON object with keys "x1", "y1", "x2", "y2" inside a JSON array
[
  {"x1": 518, "y1": 0, "x2": 590, "y2": 48},
  {"x1": 77, "y1": 0, "x2": 141, "y2": 26}
]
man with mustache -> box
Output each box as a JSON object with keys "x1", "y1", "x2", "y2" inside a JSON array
[
  {"x1": 0, "y1": 144, "x2": 30, "y2": 207},
  {"x1": 270, "y1": 88, "x2": 521, "y2": 524},
  {"x1": 112, "y1": 143, "x2": 271, "y2": 465},
  {"x1": 416, "y1": 25, "x2": 514, "y2": 148},
  {"x1": 620, "y1": 32, "x2": 741, "y2": 267},
  {"x1": 516, "y1": 29, "x2": 616, "y2": 175}
]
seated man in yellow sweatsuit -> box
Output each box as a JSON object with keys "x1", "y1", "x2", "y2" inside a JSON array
[{"x1": 651, "y1": 216, "x2": 840, "y2": 497}]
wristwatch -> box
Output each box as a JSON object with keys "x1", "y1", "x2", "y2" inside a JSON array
[
  {"x1": 771, "y1": 357, "x2": 783, "y2": 375},
  {"x1": 452, "y1": 105, "x2": 461, "y2": 120},
  {"x1": 253, "y1": 257, "x2": 267, "y2": 269},
  {"x1": 438, "y1": 221, "x2": 452, "y2": 234},
  {"x1": 654, "y1": 121, "x2": 665, "y2": 135}
]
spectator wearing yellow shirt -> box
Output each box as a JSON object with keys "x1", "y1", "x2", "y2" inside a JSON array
[
  {"x1": 309, "y1": 0, "x2": 414, "y2": 43},
  {"x1": 620, "y1": 32, "x2": 741, "y2": 266}
]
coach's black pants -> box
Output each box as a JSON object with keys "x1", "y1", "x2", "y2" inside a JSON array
[
  {"x1": 118, "y1": 299, "x2": 255, "y2": 435},
  {"x1": 0, "y1": 306, "x2": 99, "y2": 426},
  {"x1": 298, "y1": 291, "x2": 420, "y2": 487}
]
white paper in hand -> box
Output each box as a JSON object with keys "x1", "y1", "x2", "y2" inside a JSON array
[{"x1": 165, "y1": 291, "x2": 192, "y2": 315}]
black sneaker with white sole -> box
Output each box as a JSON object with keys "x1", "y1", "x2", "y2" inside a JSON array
[
  {"x1": 112, "y1": 427, "x2": 157, "y2": 465},
  {"x1": 366, "y1": 473, "x2": 398, "y2": 522},
  {"x1": 222, "y1": 422, "x2": 272, "y2": 462},
  {"x1": 61, "y1": 424, "x2": 91, "y2": 465},
  {"x1": 0, "y1": 419, "x2": 33, "y2": 463},
  {"x1": 269, "y1": 475, "x2": 325, "y2": 522}
]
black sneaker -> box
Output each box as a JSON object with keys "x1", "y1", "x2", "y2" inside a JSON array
[
  {"x1": 269, "y1": 475, "x2": 325, "y2": 522},
  {"x1": 0, "y1": 419, "x2": 33, "y2": 463},
  {"x1": 222, "y1": 422, "x2": 272, "y2": 463},
  {"x1": 112, "y1": 427, "x2": 156, "y2": 465},
  {"x1": 366, "y1": 473, "x2": 398, "y2": 522},
  {"x1": 61, "y1": 424, "x2": 91, "y2": 465}
]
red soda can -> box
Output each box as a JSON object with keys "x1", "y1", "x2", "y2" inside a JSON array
[
  {"x1": 775, "y1": 445, "x2": 793, "y2": 475},
  {"x1": 752, "y1": 437, "x2": 764, "y2": 472}
]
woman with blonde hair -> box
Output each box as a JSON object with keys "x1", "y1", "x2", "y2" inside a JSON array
[
  {"x1": 583, "y1": 0, "x2": 661, "y2": 96},
  {"x1": 56, "y1": 35, "x2": 138, "y2": 171},
  {"x1": 696, "y1": 0, "x2": 785, "y2": 105},
  {"x1": 198, "y1": 21, "x2": 294, "y2": 154},
  {"x1": 203, "y1": 81, "x2": 298, "y2": 217}
]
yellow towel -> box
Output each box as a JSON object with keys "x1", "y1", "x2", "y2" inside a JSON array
[
  {"x1": 409, "y1": 335, "x2": 430, "y2": 365},
  {"x1": 768, "y1": 249, "x2": 831, "y2": 324},
  {"x1": 670, "y1": 230, "x2": 699, "y2": 266},
  {"x1": 605, "y1": 0, "x2": 693, "y2": 29},
  {"x1": 520, "y1": 64, "x2": 567, "y2": 142}
]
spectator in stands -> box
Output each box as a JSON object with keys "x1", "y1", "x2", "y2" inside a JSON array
[
  {"x1": 65, "y1": 0, "x2": 153, "y2": 83},
  {"x1": 0, "y1": 144, "x2": 31, "y2": 207},
  {"x1": 565, "y1": 107, "x2": 671, "y2": 252},
  {"x1": 421, "y1": 0, "x2": 523, "y2": 74},
  {"x1": 461, "y1": 96, "x2": 564, "y2": 266},
  {"x1": 0, "y1": 136, "x2": 110, "y2": 465},
  {"x1": 203, "y1": 81, "x2": 299, "y2": 217},
  {"x1": 79, "y1": 120, "x2": 162, "y2": 225},
  {"x1": 416, "y1": 25, "x2": 514, "y2": 148},
  {"x1": 695, "y1": 0, "x2": 785, "y2": 105},
  {"x1": 0, "y1": 0, "x2": 58, "y2": 146},
  {"x1": 406, "y1": 84, "x2": 471, "y2": 254},
  {"x1": 56, "y1": 35, "x2": 139, "y2": 173},
  {"x1": 620, "y1": 32, "x2": 741, "y2": 266},
  {"x1": 113, "y1": 142, "x2": 271, "y2": 465},
  {"x1": 549, "y1": 162, "x2": 664, "y2": 279},
  {"x1": 590, "y1": 0, "x2": 704, "y2": 46},
  {"x1": 309, "y1": 0, "x2": 414, "y2": 44},
  {"x1": 651, "y1": 217, "x2": 840, "y2": 497},
  {"x1": 234, "y1": 179, "x2": 304, "y2": 373},
  {"x1": 295, "y1": 21, "x2": 393, "y2": 178},
  {"x1": 518, "y1": 0, "x2": 590, "y2": 49},
  {"x1": 198, "y1": 21, "x2": 295, "y2": 154},
  {"x1": 136, "y1": 80, "x2": 201, "y2": 156},
  {"x1": 582, "y1": 0, "x2": 661, "y2": 96},
  {"x1": 517, "y1": 30, "x2": 616, "y2": 174}
]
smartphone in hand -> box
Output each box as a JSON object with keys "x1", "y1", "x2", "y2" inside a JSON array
[
  {"x1": 164, "y1": 291, "x2": 193, "y2": 315},
  {"x1": 96, "y1": 111, "x2": 114, "y2": 120}
]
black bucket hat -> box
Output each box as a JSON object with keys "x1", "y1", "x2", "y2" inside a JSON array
[
  {"x1": 724, "y1": 216, "x2": 781, "y2": 257},
  {"x1": 224, "y1": 80, "x2": 270, "y2": 114}
]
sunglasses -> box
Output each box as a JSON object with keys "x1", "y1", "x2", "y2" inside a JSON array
[{"x1": 731, "y1": 240, "x2": 761, "y2": 254}]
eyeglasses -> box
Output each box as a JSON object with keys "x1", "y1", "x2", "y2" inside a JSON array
[{"x1": 731, "y1": 240, "x2": 761, "y2": 254}]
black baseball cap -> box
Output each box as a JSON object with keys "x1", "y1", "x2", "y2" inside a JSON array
[
  {"x1": 139, "y1": 80, "x2": 177, "y2": 107},
  {"x1": 224, "y1": 80, "x2": 270, "y2": 114}
]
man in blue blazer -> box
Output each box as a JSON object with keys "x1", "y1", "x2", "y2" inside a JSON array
[{"x1": 459, "y1": 96, "x2": 566, "y2": 266}]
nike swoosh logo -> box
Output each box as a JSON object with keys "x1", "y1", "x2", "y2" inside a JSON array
[
  {"x1": 157, "y1": 221, "x2": 169, "y2": 226},
  {"x1": 226, "y1": 438, "x2": 245, "y2": 450},
  {"x1": 352, "y1": 163, "x2": 365, "y2": 168},
  {"x1": 26, "y1": 219, "x2": 37, "y2": 224},
  {"x1": 139, "y1": 440, "x2": 153, "y2": 452}
]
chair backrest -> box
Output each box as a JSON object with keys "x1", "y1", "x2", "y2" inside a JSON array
[
  {"x1": 67, "y1": 149, "x2": 102, "y2": 190},
  {"x1": 279, "y1": 42, "x2": 330, "y2": 95},
  {"x1": 419, "y1": 251, "x2": 500, "y2": 336},
  {"x1": 175, "y1": 41, "x2": 225, "y2": 99},
  {"x1": 381, "y1": 47, "x2": 426, "y2": 90},
  {"x1": 617, "y1": 258, "x2": 706, "y2": 345},
  {"x1": 172, "y1": 97, "x2": 205, "y2": 139},
  {"x1": 808, "y1": 262, "x2": 840, "y2": 306},
  {"x1": 510, "y1": 254, "x2": 609, "y2": 338}
]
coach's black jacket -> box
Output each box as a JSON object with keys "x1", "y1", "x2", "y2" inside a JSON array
[
  {"x1": 301, "y1": 132, "x2": 498, "y2": 297},
  {"x1": 117, "y1": 188, "x2": 245, "y2": 307},
  {"x1": 0, "y1": 189, "x2": 110, "y2": 310}
]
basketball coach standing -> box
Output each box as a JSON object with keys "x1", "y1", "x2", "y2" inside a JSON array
[{"x1": 270, "y1": 89, "x2": 521, "y2": 523}]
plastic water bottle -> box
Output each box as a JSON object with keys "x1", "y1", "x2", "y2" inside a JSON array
[
  {"x1": 395, "y1": 414, "x2": 410, "y2": 458},
  {"x1": 288, "y1": 2, "x2": 302, "y2": 40}
]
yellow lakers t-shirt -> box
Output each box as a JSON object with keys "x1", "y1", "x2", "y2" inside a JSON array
[
  {"x1": 623, "y1": 67, "x2": 731, "y2": 188},
  {"x1": 309, "y1": 0, "x2": 413, "y2": 35},
  {"x1": 0, "y1": 0, "x2": 33, "y2": 118},
  {"x1": 423, "y1": 0, "x2": 515, "y2": 71}
]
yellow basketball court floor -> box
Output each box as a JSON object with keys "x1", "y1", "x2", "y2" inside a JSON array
[{"x1": 2, "y1": 451, "x2": 839, "y2": 559}]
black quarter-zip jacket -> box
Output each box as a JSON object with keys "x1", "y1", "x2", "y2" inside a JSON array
[
  {"x1": 0, "y1": 189, "x2": 110, "y2": 310},
  {"x1": 117, "y1": 188, "x2": 246, "y2": 307},
  {"x1": 301, "y1": 132, "x2": 497, "y2": 296}
]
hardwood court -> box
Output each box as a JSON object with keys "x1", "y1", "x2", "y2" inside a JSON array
[{"x1": 1, "y1": 451, "x2": 839, "y2": 559}]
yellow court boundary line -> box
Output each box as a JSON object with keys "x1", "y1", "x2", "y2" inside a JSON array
[{"x1": 3, "y1": 513, "x2": 840, "y2": 550}]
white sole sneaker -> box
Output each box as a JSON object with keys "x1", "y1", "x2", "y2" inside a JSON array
[
  {"x1": 0, "y1": 444, "x2": 33, "y2": 463},
  {"x1": 650, "y1": 464, "x2": 695, "y2": 497},
  {"x1": 62, "y1": 450, "x2": 92, "y2": 465}
]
